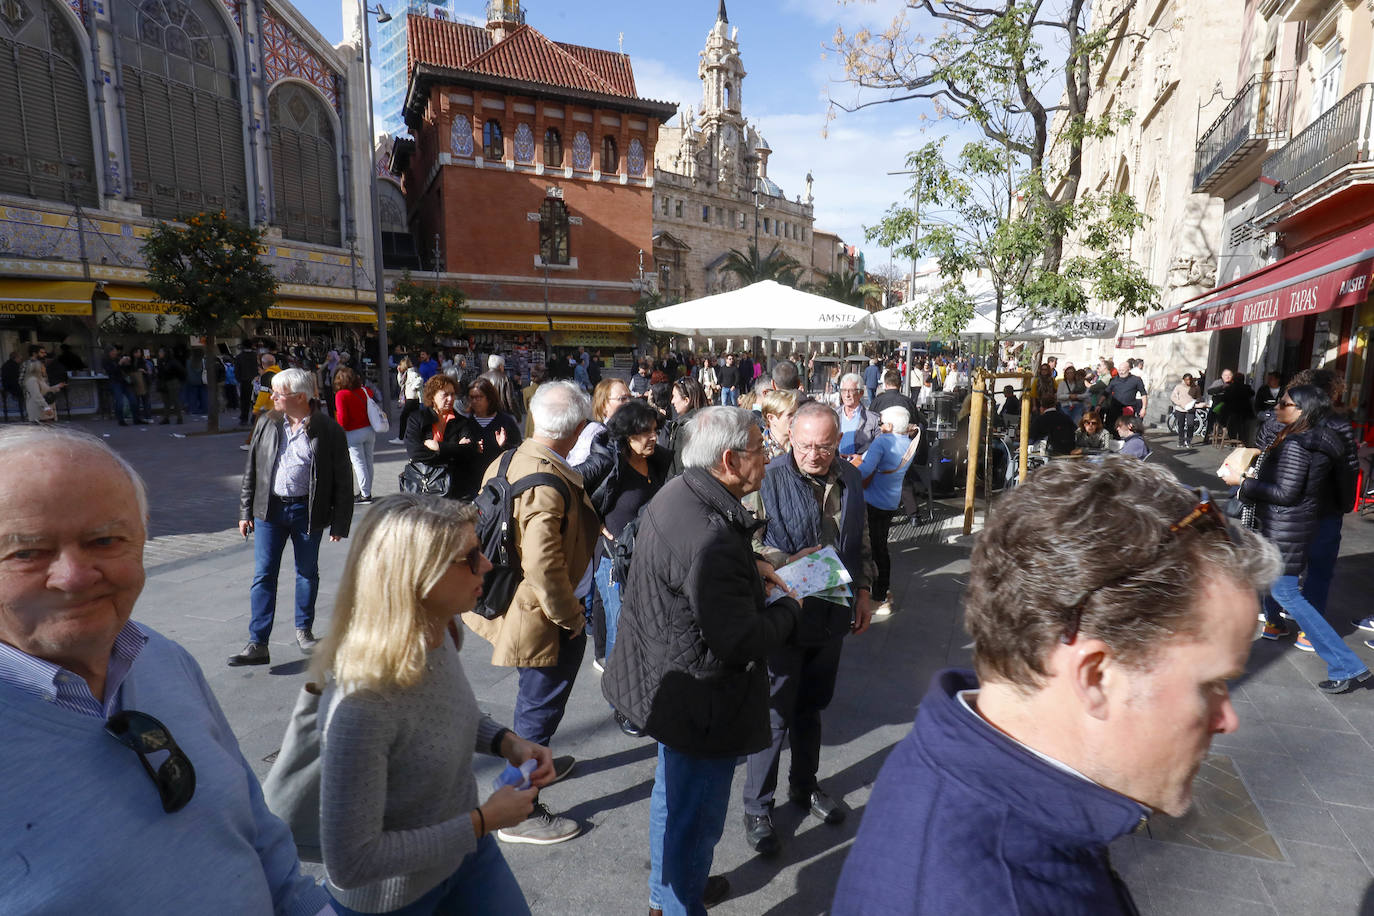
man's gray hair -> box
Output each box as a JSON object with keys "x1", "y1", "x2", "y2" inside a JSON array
[
  {"x1": 0, "y1": 426, "x2": 148, "y2": 533},
  {"x1": 840, "y1": 372, "x2": 863, "y2": 389},
  {"x1": 488, "y1": 354, "x2": 505, "y2": 371},
  {"x1": 681, "y1": 406, "x2": 755, "y2": 470},
  {"x1": 272, "y1": 367, "x2": 317, "y2": 399},
  {"x1": 530, "y1": 380, "x2": 590, "y2": 439},
  {"x1": 879, "y1": 405, "x2": 910, "y2": 431}
]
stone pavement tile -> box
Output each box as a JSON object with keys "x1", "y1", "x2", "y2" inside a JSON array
[
  {"x1": 1298, "y1": 759, "x2": 1374, "y2": 811},
  {"x1": 1257, "y1": 838, "x2": 1374, "y2": 914},
  {"x1": 1115, "y1": 833, "x2": 1271, "y2": 904},
  {"x1": 1328, "y1": 806, "x2": 1374, "y2": 874},
  {"x1": 1229, "y1": 751, "x2": 1326, "y2": 807},
  {"x1": 1253, "y1": 797, "x2": 1353, "y2": 849},
  {"x1": 1267, "y1": 721, "x2": 1374, "y2": 763},
  {"x1": 1136, "y1": 886, "x2": 1278, "y2": 916},
  {"x1": 1242, "y1": 677, "x2": 1356, "y2": 732}
]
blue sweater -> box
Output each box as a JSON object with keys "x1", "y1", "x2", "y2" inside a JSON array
[
  {"x1": 0, "y1": 627, "x2": 326, "y2": 915},
  {"x1": 832, "y1": 670, "x2": 1145, "y2": 915},
  {"x1": 857, "y1": 433, "x2": 913, "y2": 511}
]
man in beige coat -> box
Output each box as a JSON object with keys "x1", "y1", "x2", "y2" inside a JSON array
[{"x1": 464, "y1": 380, "x2": 599, "y2": 845}]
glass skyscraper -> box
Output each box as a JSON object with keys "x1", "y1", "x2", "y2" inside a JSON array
[{"x1": 375, "y1": 0, "x2": 461, "y2": 135}]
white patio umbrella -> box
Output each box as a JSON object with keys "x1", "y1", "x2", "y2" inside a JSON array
[{"x1": 645, "y1": 280, "x2": 870, "y2": 339}]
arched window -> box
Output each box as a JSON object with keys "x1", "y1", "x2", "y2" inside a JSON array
[
  {"x1": 483, "y1": 119, "x2": 503, "y2": 160},
  {"x1": 724, "y1": 83, "x2": 732, "y2": 110},
  {"x1": 543, "y1": 127, "x2": 562, "y2": 167},
  {"x1": 601, "y1": 135, "x2": 618, "y2": 173},
  {"x1": 115, "y1": 0, "x2": 246, "y2": 221},
  {"x1": 268, "y1": 82, "x2": 340, "y2": 246},
  {"x1": 0, "y1": 0, "x2": 98, "y2": 205},
  {"x1": 571, "y1": 131, "x2": 591, "y2": 170},
  {"x1": 539, "y1": 197, "x2": 569, "y2": 265}
]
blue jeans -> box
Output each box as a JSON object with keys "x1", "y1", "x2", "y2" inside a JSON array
[
  {"x1": 249, "y1": 497, "x2": 322, "y2": 643},
  {"x1": 721, "y1": 387, "x2": 738, "y2": 406},
  {"x1": 328, "y1": 835, "x2": 529, "y2": 915},
  {"x1": 1270, "y1": 574, "x2": 1367, "y2": 681},
  {"x1": 108, "y1": 379, "x2": 134, "y2": 422},
  {"x1": 594, "y1": 556, "x2": 622, "y2": 659},
  {"x1": 1304, "y1": 514, "x2": 1343, "y2": 616},
  {"x1": 497, "y1": 627, "x2": 586, "y2": 785},
  {"x1": 184, "y1": 382, "x2": 209, "y2": 415},
  {"x1": 648, "y1": 743, "x2": 736, "y2": 915}
]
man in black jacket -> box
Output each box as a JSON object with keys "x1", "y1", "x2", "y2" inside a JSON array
[
  {"x1": 603, "y1": 407, "x2": 797, "y2": 916},
  {"x1": 229, "y1": 368, "x2": 352, "y2": 666}
]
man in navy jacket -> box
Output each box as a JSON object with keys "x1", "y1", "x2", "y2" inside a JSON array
[{"x1": 832, "y1": 459, "x2": 1280, "y2": 915}]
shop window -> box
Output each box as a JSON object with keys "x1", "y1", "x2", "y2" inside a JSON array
[
  {"x1": 540, "y1": 197, "x2": 569, "y2": 265},
  {"x1": 483, "y1": 119, "x2": 503, "y2": 160}
]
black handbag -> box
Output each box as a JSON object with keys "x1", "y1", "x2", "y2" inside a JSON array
[{"x1": 398, "y1": 460, "x2": 450, "y2": 496}]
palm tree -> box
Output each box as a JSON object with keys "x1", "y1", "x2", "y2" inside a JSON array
[
  {"x1": 805, "y1": 267, "x2": 881, "y2": 307},
  {"x1": 720, "y1": 243, "x2": 803, "y2": 288}
]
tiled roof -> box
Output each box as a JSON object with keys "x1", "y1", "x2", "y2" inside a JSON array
[{"x1": 407, "y1": 16, "x2": 642, "y2": 100}]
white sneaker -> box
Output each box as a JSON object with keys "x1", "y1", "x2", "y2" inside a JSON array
[
  {"x1": 239, "y1": 444, "x2": 251, "y2": 451},
  {"x1": 872, "y1": 600, "x2": 893, "y2": 618},
  {"x1": 388, "y1": 438, "x2": 404, "y2": 445},
  {"x1": 496, "y1": 802, "x2": 579, "y2": 845}
]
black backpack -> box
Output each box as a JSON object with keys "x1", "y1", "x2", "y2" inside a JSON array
[{"x1": 471, "y1": 449, "x2": 570, "y2": 620}]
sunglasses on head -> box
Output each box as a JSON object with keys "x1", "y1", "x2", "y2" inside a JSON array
[
  {"x1": 105, "y1": 709, "x2": 196, "y2": 813},
  {"x1": 1060, "y1": 487, "x2": 1236, "y2": 645}
]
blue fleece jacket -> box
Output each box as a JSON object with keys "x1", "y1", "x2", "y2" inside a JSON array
[{"x1": 832, "y1": 669, "x2": 1146, "y2": 916}]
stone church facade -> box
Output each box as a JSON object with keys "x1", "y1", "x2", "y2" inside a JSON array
[{"x1": 651, "y1": 2, "x2": 819, "y2": 301}]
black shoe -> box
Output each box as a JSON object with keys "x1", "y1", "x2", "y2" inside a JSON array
[
  {"x1": 550, "y1": 755, "x2": 576, "y2": 783},
  {"x1": 702, "y1": 874, "x2": 730, "y2": 909},
  {"x1": 789, "y1": 787, "x2": 846, "y2": 824},
  {"x1": 614, "y1": 710, "x2": 646, "y2": 738},
  {"x1": 227, "y1": 642, "x2": 270, "y2": 666},
  {"x1": 1318, "y1": 671, "x2": 1372, "y2": 694},
  {"x1": 743, "y1": 812, "x2": 780, "y2": 856}
]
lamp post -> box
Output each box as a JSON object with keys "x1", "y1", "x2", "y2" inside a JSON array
[{"x1": 359, "y1": 1, "x2": 392, "y2": 402}]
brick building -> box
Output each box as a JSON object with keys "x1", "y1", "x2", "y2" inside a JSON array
[
  {"x1": 651, "y1": 2, "x2": 825, "y2": 300},
  {"x1": 399, "y1": 1, "x2": 676, "y2": 367}
]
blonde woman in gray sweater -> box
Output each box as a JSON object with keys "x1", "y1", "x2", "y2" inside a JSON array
[{"x1": 314, "y1": 495, "x2": 555, "y2": 915}]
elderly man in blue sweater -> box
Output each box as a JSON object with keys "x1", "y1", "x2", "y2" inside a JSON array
[
  {"x1": 0, "y1": 426, "x2": 327, "y2": 915},
  {"x1": 832, "y1": 459, "x2": 1281, "y2": 915}
]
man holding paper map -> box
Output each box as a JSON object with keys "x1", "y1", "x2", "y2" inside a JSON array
[{"x1": 742, "y1": 401, "x2": 877, "y2": 857}]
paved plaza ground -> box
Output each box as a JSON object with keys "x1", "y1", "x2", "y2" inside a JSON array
[{"x1": 35, "y1": 410, "x2": 1374, "y2": 914}]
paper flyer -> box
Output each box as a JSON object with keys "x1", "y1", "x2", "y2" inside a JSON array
[{"x1": 766, "y1": 545, "x2": 853, "y2": 605}]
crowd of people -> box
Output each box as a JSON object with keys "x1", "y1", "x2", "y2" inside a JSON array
[{"x1": 2, "y1": 328, "x2": 1370, "y2": 915}]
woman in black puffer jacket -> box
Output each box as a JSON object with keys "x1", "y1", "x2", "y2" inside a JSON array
[{"x1": 1224, "y1": 384, "x2": 1369, "y2": 694}]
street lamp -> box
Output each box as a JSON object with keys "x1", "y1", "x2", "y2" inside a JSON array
[{"x1": 358, "y1": 1, "x2": 391, "y2": 404}]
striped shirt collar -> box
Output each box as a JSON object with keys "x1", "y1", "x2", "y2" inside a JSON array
[{"x1": 0, "y1": 620, "x2": 149, "y2": 719}]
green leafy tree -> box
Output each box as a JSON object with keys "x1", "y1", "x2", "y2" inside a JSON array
[
  {"x1": 388, "y1": 272, "x2": 467, "y2": 350},
  {"x1": 805, "y1": 267, "x2": 882, "y2": 307},
  {"x1": 142, "y1": 211, "x2": 275, "y2": 432},
  {"x1": 632, "y1": 289, "x2": 677, "y2": 358},
  {"x1": 834, "y1": 1, "x2": 1159, "y2": 344},
  {"x1": 720, "y1": 243, "x2": 804, "y2": 288}
]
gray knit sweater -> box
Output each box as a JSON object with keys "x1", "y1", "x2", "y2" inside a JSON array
[{"x1": 320, "y1": 637, "x2": 505, "y2": 912}]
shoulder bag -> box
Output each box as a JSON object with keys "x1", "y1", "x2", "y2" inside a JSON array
[
  {"x1": 364, "y1": 386, "x2": 390, "y2": 434},
  {"x1": 398, "y1": 459, "x2": 451, "y2": 496}
]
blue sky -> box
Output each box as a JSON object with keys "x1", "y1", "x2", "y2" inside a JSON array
[{"x1": 304, "y1": 0, "x2": 932, "y2": 264}]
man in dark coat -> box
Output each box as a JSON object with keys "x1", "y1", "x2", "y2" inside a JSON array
[
  {"x1": 603, "y1": 407, "x2": 797, "y2": 916},
  {"x1": 742, "y1": 401, "x2": 875, "y2": 857},
  {"x1": 832, "y1": 459, "x2": 1280, "y2": 915}
]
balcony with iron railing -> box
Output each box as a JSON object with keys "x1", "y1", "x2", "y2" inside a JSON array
[
  {"x1": 1254, "y1": 82, "x2": 1374, "y2": 221},
  {"x1": 1193, "y1": 72, "x2": 1295, "y2": 195}
]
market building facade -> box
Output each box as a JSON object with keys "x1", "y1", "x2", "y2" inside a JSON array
[
  {"x1": 650, "y1": 2, "x2": 827, "y2": 302},
  {"x1": 1139, "y1": 0, "x2": 1374, "y2": 436},
  {"x1": 0, "y1": 0, "x2": 398, "y2": 406},
  {"x1": 397, "y1": 0, "x2": 675, "y2": 377}
]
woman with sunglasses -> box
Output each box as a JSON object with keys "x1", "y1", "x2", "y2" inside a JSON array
[
  {"x1": 1072, "y1": 410, "x2": 1110, "y2": 454},
  {"x1": 314, "y1": 495, "x2": 554, "y2": 915},
  {"x1": 1222, "y1": 384, "x2": 1369, "y2": 694}
]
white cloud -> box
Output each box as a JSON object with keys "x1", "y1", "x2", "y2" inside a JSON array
[{"x1": 632, "y1": 56, "x2": 703, "y2": 112}]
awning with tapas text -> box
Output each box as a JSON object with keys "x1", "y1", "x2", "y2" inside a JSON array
[
  {"x1": 1181, "y1": 223, "x2": 1374, "y2": 333},
  {"x1": 0, "y1": 279, "x2": 95, "y2": 315}
]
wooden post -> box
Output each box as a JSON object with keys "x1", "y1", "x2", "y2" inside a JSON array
[
  {"x1": 963, "y1": 369, "x2": 985, "y2": 535},
  {"x1": 1018, "y1": 370, "x2": 1032, "y2": 482}
]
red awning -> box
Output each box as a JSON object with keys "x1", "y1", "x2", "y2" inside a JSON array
[
  {"x1": 1182, "y1": 223, "x2": 1374, "y2": 333},
  {"x1": 1140, "y1": 306, "x2": 1185, "y2": 336}
]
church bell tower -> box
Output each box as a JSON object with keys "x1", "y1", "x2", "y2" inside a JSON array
[{"x1": 698, "y1": 1, "x2": 747, "y2": 189}]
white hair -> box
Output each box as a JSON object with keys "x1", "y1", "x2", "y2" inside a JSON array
[
  {"x1": 0, "y1": 426, "x2": 148, "y2": 532},
  {"x1": 880, "y1": 405, "x2": 911, "y2": 431},
  {"x1": 840, "y1": 372, "x2": 863, "y2": 389},
  {"x1": 681, "y1": 406, "x2": 754, "y2": 470},
  {"x1": 530, "y1": 380, "x2": 590, "y2": 439},
  {"x1": 272, "y1": 367, "x2": 317, "y2": 399},
  {"x1": 488, "y1": 354, "x2": 505, "y2": 371}
]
